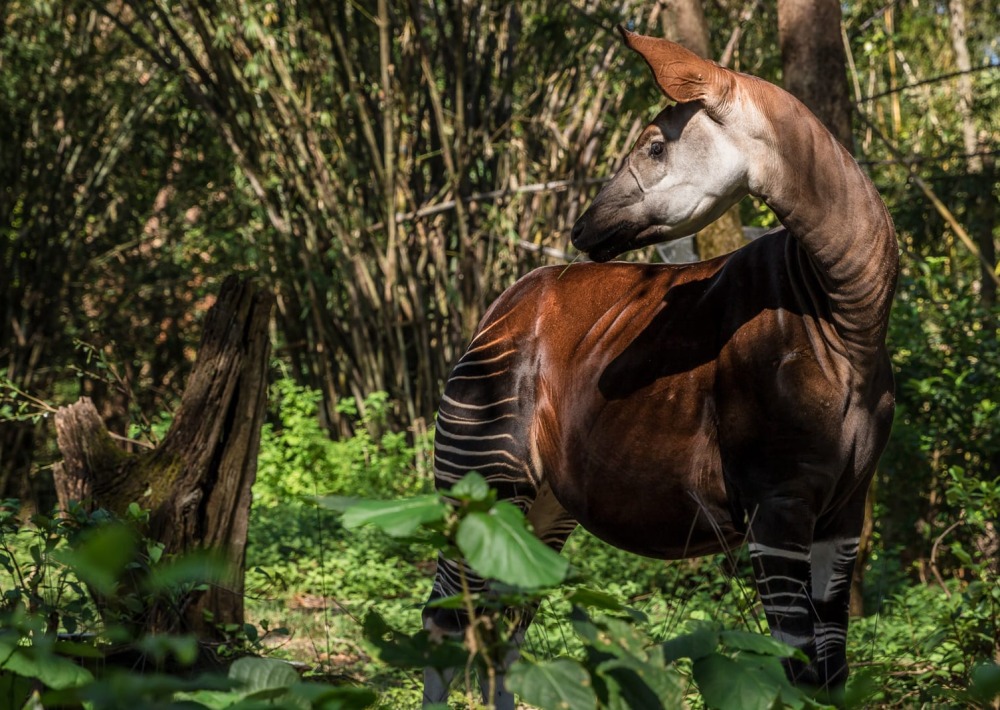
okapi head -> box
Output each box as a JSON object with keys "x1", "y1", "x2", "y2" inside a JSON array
[{"x1": 572, "y1": 28, "x2": 770, "y2": 262}]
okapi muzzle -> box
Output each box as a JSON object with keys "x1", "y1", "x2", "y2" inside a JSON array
[{"x1": 570, "y1": 161, "x2": 662, "y2": 262}]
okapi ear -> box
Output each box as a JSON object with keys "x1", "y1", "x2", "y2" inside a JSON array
[{"x1": 618, "y1": 26, "x2": 733, "y2": 111}]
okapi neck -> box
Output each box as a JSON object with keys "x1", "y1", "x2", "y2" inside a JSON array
[{"x1": 758, "y1": 99, "x2": 898, "y2": 350}]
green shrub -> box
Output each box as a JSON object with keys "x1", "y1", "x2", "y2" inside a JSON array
[
  {"x1": 881, "y1": 258, "x2": 999, "y2": 574},
  {"x1": 0, "y1": 500, "x2": 374, "y2": 709},
  {"x1": 326, "y1": 474, "x2": 822, "y2": 710},
  {"x1": 253, "y1": 380, "x2": 433, "y2": 507}
]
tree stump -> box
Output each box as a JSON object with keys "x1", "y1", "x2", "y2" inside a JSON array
[{"x1": 53, "y1": 276, "x2": 273, "y2": 638}]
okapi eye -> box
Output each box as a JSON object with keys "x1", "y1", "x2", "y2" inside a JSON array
[{"x1": 649, "y1": 141, "x2": 664, "y2": 157}]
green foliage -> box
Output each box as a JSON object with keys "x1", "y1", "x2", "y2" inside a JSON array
[
  {"x1": 2, "y1": 1, "x2": 999, "y2": 706},
  {"x1": 847, "y1": 580, "x2": 1000, "y2": 706},
  {"x1": 254, "y1": 381, "x2": 432, "y2": 507},
  {"x1": 321, "y1": 472, "x2": 567, "y2": 591},
  {"x1": 455, "y1": 502, "x2": 569, "y2": 589},
  {"x1": 0, "y1": 501, "x2": 375, "y2": 709},
  {"x1": 328, "y1": 475, "x2": 828, "y2": 709},
  {"x1": 506, "y1": 657, "x2": 600, "y2": 709},
  {"x1": 872, "y1": 256, "x2": 1000, "y2": 686},
  {"x1": 246, "y1": 501, "x2": 432, "y2": 608},
  {"x1": 0, "y1": 499, "x2": 148, "y2": 635}
]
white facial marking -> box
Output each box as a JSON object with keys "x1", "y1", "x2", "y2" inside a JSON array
[{"x1": 628, "y1": 159, "x2": 647, "y2": 194}]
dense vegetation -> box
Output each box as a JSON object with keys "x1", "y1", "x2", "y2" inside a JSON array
[{"x1": 2, "y1": 0, "x2": 998, "y2": 707}]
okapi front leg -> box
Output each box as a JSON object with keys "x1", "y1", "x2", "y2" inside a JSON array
[
  {"x1": 810, "y1": 485, "x2": 868, "y2": 694},
  {"x1": 746, "y1": 500, "x2": 819, "y2": 686},
  {"x1": 809, "y1": 535, "x2": 859, "y2": 690}
]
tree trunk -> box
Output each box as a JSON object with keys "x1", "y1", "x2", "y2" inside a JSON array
[
  {"x1": 660, "y1": 0, "x2": 747, "y2": 259},
  {"x1": 947, "y1": 0, "x2": 996, "y2": 308},
  {"x1": 777, "y1": 0, "x2": 870, "y2": 617},
  {"x1": 778, "y1": 0, "x2": 854, "y2": 151},
  {"x1": 53, "y1": 276, "x2": 273, "y2": 638}
]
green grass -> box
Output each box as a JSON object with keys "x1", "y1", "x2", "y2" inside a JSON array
[{"x1": 245, "y1": 500, "x2": 997, "y2": 708}]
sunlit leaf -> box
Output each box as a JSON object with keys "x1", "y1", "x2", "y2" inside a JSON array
[
  {"x1": 449, "y1": 472, "x2": 490, "y2": 502},
  {"x1": 228, "y1": 656, "x2": 299, "y2": 704},
  {"x1": 341, "y1": 495, "x2": 446, "y2": 537},
  {"x1": 456, "y1": 502, "x2": 568, "y2": 588}
]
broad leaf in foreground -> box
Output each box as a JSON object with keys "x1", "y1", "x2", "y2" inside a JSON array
[
  {"x1": 228, "y1": 656, "x2": 300, "y2": 695},
  {"x1": 455, "y1": 501, "x2": 568, "y2": 588},
  {"x1": 340, "y1": 495, "x2": 446, "y2": 537},
  {"x1": 693, "y1": 652, "x2": 786, "y2": 710},
  {"x1": 506, "y1": 658, "x2": 598, "y2": 710},
  {"x1": 0, "y1": 641, "x2": 93, "y2": 690},
  {"x1": 720, "y1": 629, "x2": 805, "y2": 661}
]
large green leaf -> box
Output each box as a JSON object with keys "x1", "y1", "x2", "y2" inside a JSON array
[
  {"x1": 312, "y1": 496, "x2": 361, "y2": 513},
  {"x1": 0, "y1": 640, "x2": 93, "y2": 690},
  {"x1": 970, "y1": 662, "x2": 1000, "y2": 703},
  {"x1": 455, "y1": 502, "x2": 568, "y2": 588},
  {"x1": 662, "y1": 627, "x2": 720, "y2": 663},
  {"x1": 692, "y1": 653, "x2": 784, "y2": 710},
  {"x1": 506, "y1": 658, "x2": 598, "y2": 710},
  {"x1": 341, "y1": 495, "x2": 446, "y2": 537},
  {"x1": 229, "y1": 656, "x2": 300, "y2": 694},
  {"x1": 719, "y1": 630, "x2": 805, "y2": 660},
  {"x1": 596, "y1": 655, "x2": 685, "y2": 710},
  {"x1": 449, "y1": 472, "x2": 490, "y2": 502}
]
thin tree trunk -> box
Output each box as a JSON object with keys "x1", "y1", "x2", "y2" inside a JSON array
[
  {"x1": 53, "y1": 277, "x2": 273, "y2": 638},
  {"x1": 947, "y1": 0, "x2": 995, "y2": 308}
]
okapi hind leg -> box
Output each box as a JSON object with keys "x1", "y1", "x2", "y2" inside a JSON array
[
  {"x1": 421, "y1": 491, "x2": 577, "y2": 709},
  {"x1": 809, "y1": 535, "x2": 859, "y2": 696},
  {"x1": 422, "y1": 331, "x2": 562, "y2": 708},
  {"x1": 810, "y1": 488, "x2": 868, "y2": 696}
]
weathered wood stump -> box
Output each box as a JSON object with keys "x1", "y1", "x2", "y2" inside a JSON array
[{"x1": 53, "y1": 276, "x2": 273, "y2": 638}]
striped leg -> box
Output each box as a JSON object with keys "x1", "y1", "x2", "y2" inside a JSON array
[
  {"x1": 423, "y1": 324, "x2": 576, "y2": 708},
  {"x1": 809, "y1": 535, "x2": 858, "y2": 690},
  {"x1": 746, "y1": 500, "x2": 819, "y2": 686},
  {"x1": 809, "y1": 483, "x2": 869, "y2": 695},
  {"x1": 422, "y1": 510, "x2": 577, "y2": 709},
  {"x1": 421, "y1": 555, "x2": 488, "y2": 706}
]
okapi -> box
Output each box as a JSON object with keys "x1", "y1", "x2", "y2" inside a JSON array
[{"x1": 422, "y1": 28, "x2": 897, "y2": 707}]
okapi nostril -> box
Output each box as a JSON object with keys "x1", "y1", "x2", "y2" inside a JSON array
[{"x1": 571, "y1": 219, "x2": 586, "y2": 245}]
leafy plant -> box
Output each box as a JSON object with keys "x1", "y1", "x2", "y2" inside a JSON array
[
  {"x1": 253, "y1": 381, "x2": 433, "y2": 507},
  {"x1": 1, "y1": 499, "x2": 369, "y2": 709},
  {"x1": 325, "y1": 473, "x2": 822, "y2": 709}
]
